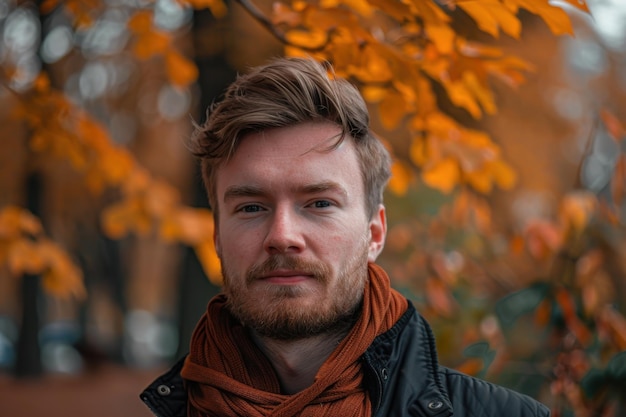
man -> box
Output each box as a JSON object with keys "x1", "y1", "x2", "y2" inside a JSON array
[{"x1": 141, "y1": 57, "x2": 550, "y2": 416}]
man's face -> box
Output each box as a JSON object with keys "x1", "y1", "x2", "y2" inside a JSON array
[{"x1": 214, "y1": 121, "x2": 386, "y2": 340}]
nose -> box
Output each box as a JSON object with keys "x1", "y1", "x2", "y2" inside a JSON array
[{"x1": 264, "y1": 205, "x2": 305, "y2": 255}]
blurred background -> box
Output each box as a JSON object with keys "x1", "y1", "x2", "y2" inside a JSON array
[{"x1": 0, "y1": 0, "x2": 625, "y2": 416}]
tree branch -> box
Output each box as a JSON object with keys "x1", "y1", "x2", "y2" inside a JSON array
[{"x1": 233, "y1": 0, "x2": 289, "y2": 44}]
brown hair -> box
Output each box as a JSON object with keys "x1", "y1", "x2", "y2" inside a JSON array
[{"x1": 191, "y1": 57, "x2": 391, "y2": 219}]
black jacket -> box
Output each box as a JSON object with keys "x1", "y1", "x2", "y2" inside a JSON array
[{"x1": 140, "y1": 302, "x2": 550, "y2": 417}]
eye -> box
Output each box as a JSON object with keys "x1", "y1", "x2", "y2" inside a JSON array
[
  {"x1": 311, "y1": 200, "x2": 332, "y2": 208},
  {"x1": 239, "y1": 204, "x2": 264, "y2": 213}
]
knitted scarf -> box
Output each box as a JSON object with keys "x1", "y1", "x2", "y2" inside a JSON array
[{"x1": 180, "y1": 263, "x2": 407, "y2": 417}]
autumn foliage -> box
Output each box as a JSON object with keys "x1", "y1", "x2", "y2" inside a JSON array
[{"x1": 1, "y1": 0, "x2": 625, "y2": 415}]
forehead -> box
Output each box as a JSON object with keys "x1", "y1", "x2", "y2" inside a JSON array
[{"x1": 215, "y1": 121, "x2": 363, "y2": 198}]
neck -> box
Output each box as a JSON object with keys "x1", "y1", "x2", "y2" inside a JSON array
[{"x1": 250, "y1": 327, "x2": 350, "y2": 394}]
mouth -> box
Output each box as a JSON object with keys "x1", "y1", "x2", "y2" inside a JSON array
[{"x1": 259, "y1": 270, "x2": 315, "y2": 284}]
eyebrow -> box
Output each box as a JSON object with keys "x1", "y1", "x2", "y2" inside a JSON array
[{"x1": 222, "y1": 181, "x2": 348, "y2": 203}]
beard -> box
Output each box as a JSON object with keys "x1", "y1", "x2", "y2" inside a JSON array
[{"x1": 221, "y1": 245, "x2": 369, "y2": 340}]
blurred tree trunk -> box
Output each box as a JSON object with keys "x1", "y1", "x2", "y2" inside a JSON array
[{"x1": 15, "y1": 175, "x2": 43, "y2": 378}]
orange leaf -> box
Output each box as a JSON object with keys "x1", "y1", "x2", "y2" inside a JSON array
[
  {"x1": 489, "y1": 159, "x2": 517, "y2": 189},
  {"x1": 40, "y1": 0, "x2": 61, "y2": 14},
  {"x1": 464, "y1": 169, "x2": 493, "y2": 194},
  {"x1": 132, "y1": 32, "x2": 171, "y2": 59},
  {"x1": 600, "y1": 109, "x2": 626, "y2": 142},
  {"x1": 0, "y1": 206, "x2": 42, "y2": 239},
  {"x1": 409, "y1": 136, "x2": 429, "y2": 166},
  {"x1": 611, "y1": 155, "x2": 626, "y2": 206},
  {"x1": 378, "y1": 90, "x2": 407, "y2": 130},
  {"x1": 194, "y1": 240, "x2": 222, "y2": 284},
  {"x1": 524, "y1": 220, "x2": 562, "y2": 261},
  {"x1": 560, "y1": 0, "x2": 590, "y2": 13},
  {"x1": 285, "y1": 29, "x2": 328, "y2": 49},
  {"x1": 179, "y1": 0, "x2": 227, "y2": 17},
  {"x1": 388, "y1": 161, "x2": 414, "y2": 196},
  {"x1": 367, "y1": 0, "x2": 411, "y2": 21},
  {"x1": 425, "y1": 276, "x2": 457, "y2": 317},
  {"x1": 457, "y1": 0, "x2": 521, "y2": 39},
  {"x1": 534, "y1": 298, "x2": 552, "y2": 327},
  {"x1": 165, "y1": 50, "x2": 199, "y2": 87},
  {"x1": 422, "y1": 157, "x2": 460, "y2": 193},
  {"x1": 127, "y1": 11, "x2": 154, "y2": 34},
  {"x1": 517, "y1": 0, "x2": 574, "y2": 36},
  {"x1": 101, "y1": 148, "x2": 135, "y2": 186},
  {"x1": 162, "y1": 208, "x2": 214, "y2": 245},
  {"x1": 39, "y1": 240, "x2": 86, "y2": 300},
  {"x1": 559, "y1": 191, "x2": 597, "y2": 235},
  {"x1": 7, "y1": 240, "x2": 46, "y2": 275},
  {"x1": 425, "y1": 23, "x2": 456, "y2": 54},
  {"x1": 600, "y1": 307, "x2": 626, "y2": 350},
  {"x1": 272, "y1": 3, "x2": 302, "y2": 26},
  {"x1": 555, "y1": 287, "x2": 592, "y2": 345},
  {"x1": 456, "y1": 357, "x2": 483, "y2": 376}
]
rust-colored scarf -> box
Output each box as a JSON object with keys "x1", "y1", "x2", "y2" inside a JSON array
[{"x1": 180, "y1": 263, "x2": 407, "y2": 417}]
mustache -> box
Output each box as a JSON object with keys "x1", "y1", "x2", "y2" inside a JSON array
[{"x1": 246, "y1": 255, "x2": 330, "y2": 284}]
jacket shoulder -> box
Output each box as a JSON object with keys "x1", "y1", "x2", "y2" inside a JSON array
[{"x1": 440, "y1": 367, "x2": 550, "y2": 417}]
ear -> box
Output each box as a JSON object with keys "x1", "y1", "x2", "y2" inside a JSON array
[{"x1": 367, "y1": 204, "x2": 387, "y2": 262}]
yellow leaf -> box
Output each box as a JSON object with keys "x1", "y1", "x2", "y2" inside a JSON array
[
  {"x1": 165, "y1": 50, "x2": 199, "y2": 88},
  {"x1": 422, "y1": 157, "x2": 460, "y2": 193}
]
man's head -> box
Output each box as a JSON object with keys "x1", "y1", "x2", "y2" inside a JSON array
[
  {"x1": 191, "y1": 57, "x2": 391, "y2": 221},
  {"x1": 191, "y1": 58, "x2": 392, "y2": 339}
]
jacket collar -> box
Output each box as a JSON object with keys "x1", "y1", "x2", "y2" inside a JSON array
[{"x1": 362, "y1": 301, "x2": 453, "y2": 417}]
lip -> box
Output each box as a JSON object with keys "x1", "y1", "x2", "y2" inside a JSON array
[{"x1": 259, "y1": 270, "x2": 314, "y2": 284}]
